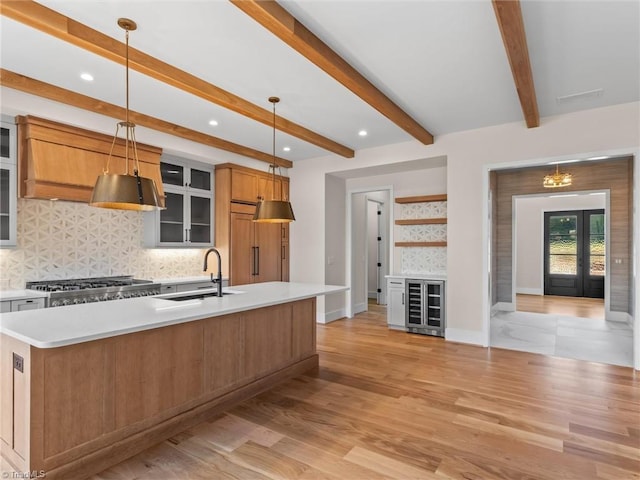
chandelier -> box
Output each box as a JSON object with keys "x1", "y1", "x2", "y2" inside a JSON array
[{"x1": 543, "y1": 164, "x2": 572, "y2": 188}]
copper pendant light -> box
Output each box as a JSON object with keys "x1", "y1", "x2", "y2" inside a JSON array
[
  {"x1": 253, "y1": 97, "x2": 295, "y2": 223},
  {"x1": 89, "y1": 18, "x2": 163, "y2": 211}
]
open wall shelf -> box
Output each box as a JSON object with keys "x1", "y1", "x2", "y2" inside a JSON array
[{"x1": 394, "y1": 193, "x2": 447, "y2": 248}]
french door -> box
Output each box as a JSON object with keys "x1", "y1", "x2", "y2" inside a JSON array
[{"x1": 544, "y1": 209, "x2": 605, "y2": 298}]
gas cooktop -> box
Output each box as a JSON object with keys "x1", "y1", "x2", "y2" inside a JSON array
[{"x1": 26, "y1": 276, "x2": 161, "y2": 307}]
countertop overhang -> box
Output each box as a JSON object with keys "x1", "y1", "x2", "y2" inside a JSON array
[{"x1": 0, "y1": 282, "x2": 348, "y2": 348}]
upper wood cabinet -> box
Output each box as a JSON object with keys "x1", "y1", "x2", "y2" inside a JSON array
[{"x1": 16, "y1": 115, "x2": 164, "y2": 205}]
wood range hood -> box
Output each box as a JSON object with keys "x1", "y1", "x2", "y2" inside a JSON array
[{"x1": 16, "y1": 115, "x2": 165, "y2": 206}]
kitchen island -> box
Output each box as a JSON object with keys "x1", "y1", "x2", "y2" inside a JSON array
[{"x1": 0, "y1": 282, "x2": 346, "y2": 479}]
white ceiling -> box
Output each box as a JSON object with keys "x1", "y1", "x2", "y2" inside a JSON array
[{"x1": 1, "y1": 0, "x2": 638, "y2": 164}]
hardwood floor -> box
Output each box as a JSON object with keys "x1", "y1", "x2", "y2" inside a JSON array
[
  {"x1": 517, "y1": 293, "x2": 605, "y2": 319},
  {"x1": 90, "y1": 304, "x2": 639, "y2": 480}
]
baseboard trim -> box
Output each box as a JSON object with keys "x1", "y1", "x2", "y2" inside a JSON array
[
  {"x1": 318, "y1": 308, "x2": 347, "y2": 324},
  {"x1": 606, "y1": 310, "x2": 632, "y2": 326},
  {"x1": 445, "y1": 328, "x2": 484, "y2": 346},
  {"x1": 492, "y1": 302, "x2": 515, "y2": 314},
  {"x1": 516, "y1": 288, "x2": 543, "y2": 295},
  {"x1": 368, "y1": 292, "x2": 377, "y2": 299},
  {"x1": 353, "y1": 302, "x2": 367, "y2": 315}
]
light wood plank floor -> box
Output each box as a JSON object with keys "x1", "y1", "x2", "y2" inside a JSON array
[
  {"x1": 517, "y1": 294, "x2": 605, "y2": 319},
  {"x1": 92, "y1": 304, "x2": 639, "y2": 480}
]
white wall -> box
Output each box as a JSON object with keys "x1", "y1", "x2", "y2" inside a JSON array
[
  {"x1": 515, "y1": 193, "x2": 606, "y2": 295},
  {"x1": 289, "y1": 102, "x2": 640, "y2": 347},
  {"x1": 351, "y1": 192, "x2": 368, "y2": 314},
  {"x1": 323, "y1": 174, "x2": 347, "y2": 322}
]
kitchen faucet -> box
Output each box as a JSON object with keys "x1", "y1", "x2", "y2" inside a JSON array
[{"x1": 203, "y1": 248, "x2": 223, "y2": 297}]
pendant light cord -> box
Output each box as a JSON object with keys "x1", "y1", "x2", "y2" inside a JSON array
[{"x1": 272, "y1": 99, "x2": 277, "y2": 200}]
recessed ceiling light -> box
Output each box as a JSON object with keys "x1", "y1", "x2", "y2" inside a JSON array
[
  {"x1": 283, "y1": 146, "x2": 291, "y2": 152},
  {"x1": 80, "y1": 73, "x2": 94, "y2": 82},
  {"x1": 358, "y1": 130, "x2": 367, "y2": 137},
  {"x1": 208, "y1": 120, "x2": 219, "y2": 127},
  {"x1": 587, "y1": 156, "x2": 609, "y2": 160}
]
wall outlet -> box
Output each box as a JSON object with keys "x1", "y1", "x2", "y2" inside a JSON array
[{"x1": 13, "y1": 353, "x2": 24, "y2": 373}]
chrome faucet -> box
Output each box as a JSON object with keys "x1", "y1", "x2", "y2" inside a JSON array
[{"x1": 203, "y1": 248, "x2": 223, "y2": 297}]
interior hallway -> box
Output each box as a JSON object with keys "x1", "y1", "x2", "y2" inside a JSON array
[{"x1": 491, "y1": 295, "x2": 633, "y2": 367}]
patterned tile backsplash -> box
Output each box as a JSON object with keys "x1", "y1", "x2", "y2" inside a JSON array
[
  {"x1": 0, "y1": 199, "x2": 209, "y2": 289},
  {"x1": 398, "y1": 200, "x2": 447, "y2": 274}
]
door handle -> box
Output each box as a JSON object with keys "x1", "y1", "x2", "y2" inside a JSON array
[
  {"x1": 251, "y1": 246, "x2": 257, "y2": 276},
  {"x1": 256, "y1": 247, "x2": 260, "y2": 275}
]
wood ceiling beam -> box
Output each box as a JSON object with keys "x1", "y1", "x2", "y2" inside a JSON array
[
  {"x1": 0, "y1": 0, "x2": 353, "y2": 158},
  {"x1": 492, "y1": 0, "x2": 540, "y2": 128},
  {"x1": 231, "y1": 0, "x2": 434, "y2": 145},
  {"x1": 0, "y1": 69, "x2": 293, "y2": 168}
]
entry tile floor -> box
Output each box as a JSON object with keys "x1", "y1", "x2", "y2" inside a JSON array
[{"x1": 490, "y1": 310, "x2": 633, "y2": 367}]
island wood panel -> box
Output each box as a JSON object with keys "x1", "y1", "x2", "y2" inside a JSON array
[
  {"x1": 38, "y1": 341, "x2": 109, "y2": 459},
  {"x1": 203, "y1": 313, "x2": 245, "y2": 393},
  {"x1": 244, "y1": 303, "x2": 293, "y2": 379},
  {"x1": 292, "y1": 298, "x2": 316, "y2": 360},
  {"x1": 0, "y1": 297, "x2": 318, "y2": 479},
  {"x1": 113, "y1": 322, "x2": 204, "y2": 430},
  {"x1": 0, "y1": 334, "x2": 31, "y2": 470},
  {"x1": 395, "y1": 194, "x2": 447, "y2": 203}
]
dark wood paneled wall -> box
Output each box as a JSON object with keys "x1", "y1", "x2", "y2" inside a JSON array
[{"x1": 493, "y1": 157, "x2": 633, "y2": 313}]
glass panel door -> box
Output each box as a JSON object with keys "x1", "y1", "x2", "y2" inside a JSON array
[
  {"x1": 0, "y1": 167, "x2": 10, "y2": 241},
  {"x1": 544, "y1": 209, "x2": 605, "y2": 298},
  {"x1": 160, "y1": 192, "x2": 184, "y2": 243},
  {"x1": 189, "y1": 195, "x2": 211, "y2": 244}
]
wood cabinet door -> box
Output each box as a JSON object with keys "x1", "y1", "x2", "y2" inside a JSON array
[
  {"x1": 230, "y1": 212, "x2": 255, "y2": 286},
  {"x1": 254, "y1": 221, "x2": 282, "y2": 283},
  {"x1": 257, "y1": 175, "x2": 282, "y2": 201},
  {"x1": 231, "y1": 170, "x2": 258, "y2": 203}
]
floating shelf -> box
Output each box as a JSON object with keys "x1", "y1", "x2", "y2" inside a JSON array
[
  {"x1": 395, "y1": 241, "x2": 447, "y2": 247},
  {"x1": 395, "y1": 218, "x2": 447, "y2": 225},
  {"x1": 395, "y1": 194, "x2": 447, "y2": 204}
]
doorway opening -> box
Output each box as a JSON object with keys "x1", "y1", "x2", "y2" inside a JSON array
[{"x1": 348, "y1": 188, "x2": 391, "y2": 317}]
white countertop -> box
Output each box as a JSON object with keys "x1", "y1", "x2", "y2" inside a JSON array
[
  {"x1": 0, "y1": 282, "x2": 347, "y2": 349},
  {"x1": 151, "y1": 275, "x2": 228, "y2": 285},
  {"x1": 386, "y1": 274, "x2": 447, "y2": 280},
  {"x1": 0, "y1": 289, "x2": 49, "y2": 301}
]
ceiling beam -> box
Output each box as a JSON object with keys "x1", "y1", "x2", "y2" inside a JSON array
[
  {"x1": 0, "y1": 69, "x2": 293, "y2": 168},
  {"x1": 0, "y1": 0, "x2": 354, "y2": 158},
  {"x1": 231, "y1": 0, "x2": 434, "y2": 145},
  {"x1": 492, "y1": 0, "x2": 540, "y2": 128}
]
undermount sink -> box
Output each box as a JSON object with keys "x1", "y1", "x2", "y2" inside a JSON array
[{"x1": 162, "y1": 289, "x2": 244, "y2": 301}]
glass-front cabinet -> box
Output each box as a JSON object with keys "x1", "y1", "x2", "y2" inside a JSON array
[
  {"x1": 0, "y1": 116, "x2": 17, "y2": 247},
  {"x1": 144, "y1": 156, "x2": 213, "y2": 247}
]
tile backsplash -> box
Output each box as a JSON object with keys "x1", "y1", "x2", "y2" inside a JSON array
[
  {"x1": 398, "y1": 200, "x2": 447, "y2": 274},
  {"x1": 0, "y1": 199, "x2": 208, "y2": 289}
]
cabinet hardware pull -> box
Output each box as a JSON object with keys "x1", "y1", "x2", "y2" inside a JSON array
[
  {"x1": 185, "y1": 228, "x2": 188, "y2": 242},
  {"x1": 282, "y1": 245, "x2": 286, "y2": 260},
  {"x1": 256, "y1": 247, "x2": 260, "y2": 275},
  {"x1": 251, "y1": 246, "x2": 257, "y2": 276},
  {"x1": 402, "y1": 293, "x2": 405, "y2": 304}
]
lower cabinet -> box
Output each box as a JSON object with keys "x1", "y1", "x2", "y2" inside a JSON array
[
  {"x1": 386, "y1": 278, "x2": 406, "y2": 330},
  {"x1": 230, "y1": 210, "x2": 282, "y2": 285},
  {"x1": 0, "y1": 298, "x2": 46, "y2": 312}
]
